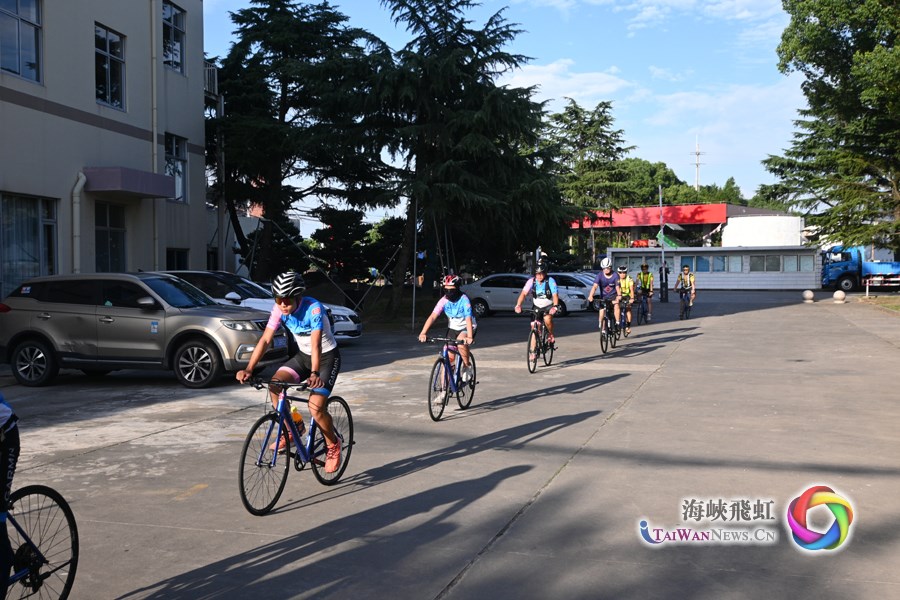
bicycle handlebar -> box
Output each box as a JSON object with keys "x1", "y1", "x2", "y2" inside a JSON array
[
  {"x1": 425, "y1": 337, "x2": 470, "y2": 346},
  {"x1": 246, "y1": 377, "x2": 311, "y2": 392}
]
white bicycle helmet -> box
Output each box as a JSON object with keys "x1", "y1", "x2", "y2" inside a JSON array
[
  {"x1": 271, "y1": 271, "x2": 306, "y2": 297},
  {"x1": 600, "y1": 257, "x2": 612, "y2": 269}
]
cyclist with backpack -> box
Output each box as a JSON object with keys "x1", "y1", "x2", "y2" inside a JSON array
[
  {"x1": 514, "y1": 264, "x2": 560, "y2": 358},
  {"x1": 636, "y1": 263, "x2": 654, "y2": 322}
]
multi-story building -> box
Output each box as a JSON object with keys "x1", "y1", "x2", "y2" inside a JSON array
[{"x1": 1, "y1": 0, "x2": 219, "y2": 298}]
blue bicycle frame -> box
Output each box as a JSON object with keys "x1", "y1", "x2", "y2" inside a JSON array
[
  {"x1": 259, "y1": 386, "x2": 323, "y2": 468},
  {"x1": 435, "y1": 339, "x2": 465, "y2": 394}
]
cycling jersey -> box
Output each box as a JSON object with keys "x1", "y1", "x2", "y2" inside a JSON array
[
  {"x1": 593, "y1": 272, "x2": 620, "y2": 300},
  {"x1": 432, "y1": 294, "x2": 477, "y2": 332},
  {"x1": 266, "y1": 297, "x2": 338, "y2": 355},
  {"x1": 677, "y1": 273, "x2": 695, "y2": 290},
  {"x1": 637, "y1": 271, "x2": 653, "y2": 291},
  {"x1": 521, "y1": 277, "x2": 558, "y2": 309},
  {"x1": 620, "y1": 276, "x2": 635, "y2": 297}
]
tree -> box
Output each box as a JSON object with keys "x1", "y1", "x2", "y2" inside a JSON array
[
  {"x1": 544, "y1": 99, "x2": 634, "y2": 263},
  {"x1": 309, "y1": 206, "x2": 370, "y2": 282},
  {"x1": 215, "y1": 0, "x2": 394, "y2": 281},
  {"x1": 762, "y1": 0, "x2": 900, "y2": 252},
  {"x1": 377, "y1": 0, "x2": 570, "y2": 316}
]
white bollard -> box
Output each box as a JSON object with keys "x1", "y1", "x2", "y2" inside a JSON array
[
  {"x1": 802, "y1": 290, "x2": 814, "y2": 303},
  {"x1": 833, "y1": 290, "x2": 846, "y2": 304}
]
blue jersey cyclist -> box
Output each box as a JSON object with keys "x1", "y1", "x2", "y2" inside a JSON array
[
  {"x1": 515, "y1": 264, "x2": 560, "y2": 350},
  {"x1": 418, "y1": 275, "x2": 476, "y2": 381},
  {"x1": 236, "y1": 271, "x2": 343, "y2": 474},
  {"x1": 587, "y1": 257, "x2": 622, "y2": 331}
]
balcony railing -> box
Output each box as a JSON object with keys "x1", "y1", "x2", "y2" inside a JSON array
[{"x1": 204, "y1": 61, "x2": 218, "y2": 97}]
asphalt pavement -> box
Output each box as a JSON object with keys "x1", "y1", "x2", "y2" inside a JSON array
[{"x1": 2, "y1": 290, "x2": 899, "y2": 599}]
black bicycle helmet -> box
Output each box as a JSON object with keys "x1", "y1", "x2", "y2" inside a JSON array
[
  {"x1": 271, "y1": 271, "x2": 306, "y2": 297},
  {"x1": 535, "y1": 263, "x2": 548, "y2": 274}
]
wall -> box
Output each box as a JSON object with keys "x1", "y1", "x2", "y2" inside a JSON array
[{"x1": 721, "y1": 215, "x2": 804, "y2": 247}]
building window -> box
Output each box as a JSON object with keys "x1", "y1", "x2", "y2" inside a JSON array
[
  {"x1": 799, "y1": 254, "x2": 814, "y2": 272},
  {"x1": 96, "y1": 202, "x2": 126, "y2": 272},
  {"x1": 95, "y1": 23, "x2": 125, "y2": 109},
  {"x1": 728, "y1": 256, "x2": 742, "y2": 273},
  {"x1": 0, "y1": 0, "x2": 41, "y2": 81},
  {"x1": 750, "y1": 255, "x2": 782, "y2": 272},
  {"x1": 165, "y1": 133, "x2": 187, "y2": 202},
  {"x1": 0, "y1": 193, "x2": 56, "y2": 298},
  {"x1": 166, "y1": 248, "x2": 188, "y2": 269},
  {"x1": 162, "y1": 1, "x2": 185, "y2": 73},
  {"x1": 695, "y1": 255, "x2": 710, "y2": 272}
]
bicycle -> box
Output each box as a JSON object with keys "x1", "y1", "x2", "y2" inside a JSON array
[
  {"x1": 678, "y1": 288, "x2": 693, "y2": 320},
  {"x1": 635, "y1": 289, "x2": 650, "y2": 325},
  {"x1": 238, "y1": 379, "x2": 354, "y2": 516},
  {"x1": 593, "y1": 297, "x2": 618, "y2": 354},
  {"x1": 618, "y1": 297, "x2": 632, "y2": 338},
  {"x1": 425, "y1": 337, "x2": 476, "y2": 421},
  {"x1": 6, "y1": 484, "x2": 79, "y2": 599},
  {"x1": 526, "y1": 308, "x2": 554, "y2": 373}
]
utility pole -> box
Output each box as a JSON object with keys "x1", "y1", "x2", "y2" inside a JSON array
[{"x1": 692, "y1": 136, "x2": 705, "y2": 191}]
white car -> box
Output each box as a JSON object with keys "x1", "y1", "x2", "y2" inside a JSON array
[
  {"x1": 461, "y1": 273, "x2": 589, "y2": 318},
  {"x1": 162, "y1": 271, "x2": 362, "y2": 340}
]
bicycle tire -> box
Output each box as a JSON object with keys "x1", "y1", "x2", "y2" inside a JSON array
[
  {"x1": 239, "y1": 413, "x2": 290, "y2": 516},
  {"x1": 457, "y1": 354, "x2": 476, "y2": 409},
  {"x1": 526, "y1": 328, "x2": 539, "y2": 373},
  {"x1": 311, "y1": 396, "x2": 354, "y2": 485},
  {"x1": 599, "y1": 320, "x2": 609, "y2": 354},
  {"x1": 7, "y1": 484, "x2": 79, "y2": 600},
  {"x1": 428, "y1": 358, "x2": 449, "y2": 420},
  {"x1": 609, "y1": 314, "x2": 618, "y2": 348},
  {"x1": 637, "y1": 299, "x2": 647, "y2": 325},
  {"x1": 541, "y1": 327, "x2": 554, "y2": 366}
]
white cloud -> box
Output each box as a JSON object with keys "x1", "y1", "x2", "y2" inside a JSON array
[
  {"x1": 502, "y1": 59, "x2": 637, "y2": 110},
  {"x1": 648, "y1": 66, "x2": 693, "y2": 82}
]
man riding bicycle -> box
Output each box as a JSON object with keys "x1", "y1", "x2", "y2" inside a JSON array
[
  {"x1": 418, "y1": 275, "x2": 477, "y2": 381},
  {"x1": 636, "y1": 263, "x2": 654, "y2": 322},
  {"x1": 236, "y1": 271, "x2": 343, "y2": 473},
  {"x1": 514, "y1": 264, "x2": 560, "y2": 359},
  {"x1": 674, "y1": 264, "x2": 697, "y2": 319},
  {"x1": 617, "y1": 265, "x2": 634, "y2": 334},
  {"x1": 587, "y1": 257, "x2": 621, "y2": 332}
]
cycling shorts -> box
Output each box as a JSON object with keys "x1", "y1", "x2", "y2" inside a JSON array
[
  {"x1": 448, "y1": 327, "x2": 478, "y2": 342},
  {"x1": 277, "y1": 348, "x2": 341, "y2": 397}
]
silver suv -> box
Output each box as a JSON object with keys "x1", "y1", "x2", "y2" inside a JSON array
[{"x1": 0, "y1": 273, "x2": 287, "y2": 388}]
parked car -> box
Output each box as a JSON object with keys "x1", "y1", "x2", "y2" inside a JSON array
[
  {"x1": 0, "y1": 273, "x2": 288, "y2": 388},
  {"x1": 460, "y1": 273, "x2": 589, "y2": 318},
  {"x1": 161, "y1": 271, "x2": 362, "y2": 340}
]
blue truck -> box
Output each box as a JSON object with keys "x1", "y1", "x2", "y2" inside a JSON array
[{"x1": 821, "y1": 245, "x2": 900, "y2": 292}]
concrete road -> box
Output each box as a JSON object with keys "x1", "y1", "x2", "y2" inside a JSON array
[{"x1": 2, "y1": 291, "x2": 898, "y2": 599}]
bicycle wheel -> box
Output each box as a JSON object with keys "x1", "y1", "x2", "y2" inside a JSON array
[
  {"x1": 609, "y1": 315, "x2": 618, "y2": 348},
  {"x1": 239, "y1": 413, "x2": 290, "y2": 516},
  {"x1": 311, "y1": 396, "x2": 354, "y2": 485},
  {"x1": 7, "y1": 485, "x2": 79, "y2": 600},
  {"x1": 637, "y1": 299, "x2": 647, "y2": 325},
  {"x1": 599, "y1": 319, "x2": 609, "y2": 354},
  {"x1": 427, "y1": 358, "x2": 449, "y2": 420},
  {"x1": 541, "y1": 327, "x2": 554, "y2": 366},
  {"x1": 457, "y1": 354, "x2": 476, "y2": 409},
  {"x1": 526, "y1": 329, "x2": 539, "y2": 373},
  {"x1": 685, "y1": 300, "x2": 692, "y2": 319}
]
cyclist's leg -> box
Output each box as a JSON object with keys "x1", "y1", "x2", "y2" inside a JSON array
[
  {"x1": 0, "y1": 424, "x2": 20, "y2": 599},
  {"x1": 543, "y1": 312, "x2": 555, "y2": 343},
  {"x1": 450, "y1": 328, "x2": 472, "y2": 368},
  {"x1": 624, "y1": 298, "x2": 632, "y2": 331},
  {"x1": 307, "y1": 350, "x2": 341, "y2": 447},
  {"x1": 613, "y1": 301, "x2": 621, "y2": 330},
  {"x1": 270, "y1": 356, "x2": 306, "y2": 409}
]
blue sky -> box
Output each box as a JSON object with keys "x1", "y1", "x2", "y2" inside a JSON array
[{"x1": 203, "y1": 0, "x2": 805, "y2": 230}]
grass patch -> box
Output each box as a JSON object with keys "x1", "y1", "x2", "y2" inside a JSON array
[{"x1": 859, "y1": 294, "x2": 900, "y2": 313}]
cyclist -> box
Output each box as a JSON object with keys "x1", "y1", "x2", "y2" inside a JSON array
[
  {"x1": 514, "y1": 264, "x2": 560, "y2": 359},
  {"x1": 418, "y1": 275, "x2": 476, "y2": 381},
  {"x1": 236, "y1": 271, "x2": 343, "y2": 474},
  {"x1": 636, "y1": 262, "x2": 654, "y2": 322},
  {"x1": 0, "y1": 391, "x2": 19, "y2": 598},
  {"x1": 587, "y1": 257, "x2": 622, "y2": 332},
  {"x1": 617, "y1": 265, "x2": 635, "y2": 334},
  {"x1": 674, "y1": 264, "x2": 697, "y2": 319}
]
